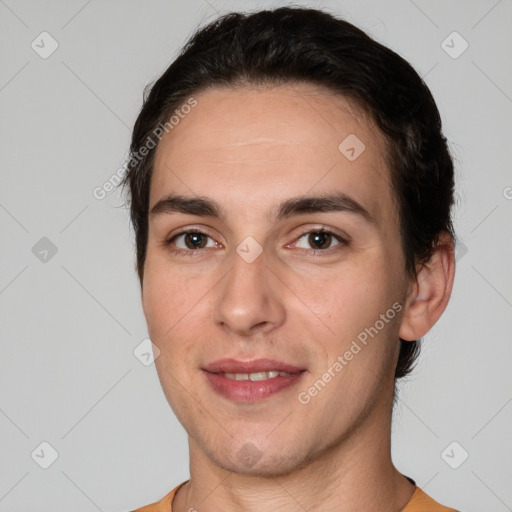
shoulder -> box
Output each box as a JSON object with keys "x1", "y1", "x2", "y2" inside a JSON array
[
  {"x1": 403, "y1": 486, "x2": 460, "y2": 512},
  {"x1": 129, "y1": 481, "x2": 188, "y2": 512}
]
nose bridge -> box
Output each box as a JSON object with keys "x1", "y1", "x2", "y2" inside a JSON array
[
  {"x1": 213, "y1": 244, "x2": 284, "y2": 335},
  {"x1": 228, "y1": 249, "x2": 263, "y2": 293}
]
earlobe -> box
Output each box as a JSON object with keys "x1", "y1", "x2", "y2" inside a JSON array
[{"x1": 399, "y1": 232, "x2": 456, "y2": 341}]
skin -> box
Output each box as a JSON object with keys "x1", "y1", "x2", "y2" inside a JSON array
[{"x1": 141, "y1": 83, "x2": 455, "y2": 512}]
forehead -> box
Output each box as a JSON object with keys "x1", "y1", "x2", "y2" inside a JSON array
[{"x1": 150, "y1": 83, "x2": 393, "y2": 222}]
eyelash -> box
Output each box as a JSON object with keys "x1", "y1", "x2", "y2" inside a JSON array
[{"x1": 164, "y1": 227, "x2": 349, "y2": 257}]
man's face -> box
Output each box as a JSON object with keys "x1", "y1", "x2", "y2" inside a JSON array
[{"x1": 143, "y1": 83, "x2": 410, "y2": 475}]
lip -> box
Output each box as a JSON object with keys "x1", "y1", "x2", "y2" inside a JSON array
[
  {"x1": 202, "y1": 358, "x2": 307, "y2": 403},
  {"x1": 202, "y1": 358, "x2": 305, "y2": 374}
]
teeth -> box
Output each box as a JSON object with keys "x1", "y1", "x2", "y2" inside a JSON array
[
  {"x1": 250, "y1": 371, "x2": 271, "y2": 381},
  {"x1": 223, "y1": 371, "x2": 294, "y2": 381}
]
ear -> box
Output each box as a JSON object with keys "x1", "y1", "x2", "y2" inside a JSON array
[{"x1": 399, "y1": 232, "x2": 456, "y2": 341}]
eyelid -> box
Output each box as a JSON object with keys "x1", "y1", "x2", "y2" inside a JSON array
[
  {"x1": 165, "y1": 227, "x2": 222, "y2": 249},
  {"x1": 166, "y1": 225, "x2": 216, "y2": 238},
  {"x1": 287, "y1": 224, "x2": 350, "y2": 244},
  {"x1": 287, "y1": 227, "x2": 349, "y2": 253},
  {"x1": 176, "y1": 232, "x2": 217, "y2": 250}
]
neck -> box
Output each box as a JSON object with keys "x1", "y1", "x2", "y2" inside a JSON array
[{"x1": 173, "y1": 391, "x2": 415, "y2": 512}]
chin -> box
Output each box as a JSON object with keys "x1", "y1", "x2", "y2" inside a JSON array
[{"x1": 206, "y1": 443, "x2": 313, "y2": 478}]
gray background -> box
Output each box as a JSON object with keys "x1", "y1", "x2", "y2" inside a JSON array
[{"x1": 1, "y1": 0, "x2": 511, "y2": 511}]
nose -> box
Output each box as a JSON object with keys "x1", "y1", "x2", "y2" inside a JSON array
[{"x1": 212, "y1": 247, "x2": 286, "y2": 337}]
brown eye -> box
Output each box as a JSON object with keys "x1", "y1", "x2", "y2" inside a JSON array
[
  {"x1": 308, "y1": 232, "x2": 332, "y2": 249},
  {"x1": 295, "y1": 230, "x2": 342, "y2": 251},
  {"x1": 168, "y1": 231, "x2": 217, "y2": 252},
  {"x1": 182, "y1": 232, "x2": 208, "y2": 249}
]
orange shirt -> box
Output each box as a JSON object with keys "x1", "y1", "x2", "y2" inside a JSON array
[{"x1": 131, "y1": 478, "x2": 459, "y2": 512}]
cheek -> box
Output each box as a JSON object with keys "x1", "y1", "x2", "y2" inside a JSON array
[
  {"x1": 298, "y1": 270, "x2": 401, "y2": 412},
  {"x1": 300, "y1": 253, "x2": 404, "y2": 391},
  {"x1": 143, "y1": 262, "x2": 201, "y2": 408},
  {"x1": 314, "y1": 259, "x2": 395, "y2": 330},
  {"x1": 142, "y1": 253, "x2": 213, "y2": 364},
  {"x1": 142, "y1": 253, "x2": 187, "y2": 342}
]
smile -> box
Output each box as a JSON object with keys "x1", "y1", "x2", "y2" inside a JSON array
[{"x1": 222, "y1": 370, "x2": 296, "y2": 381}]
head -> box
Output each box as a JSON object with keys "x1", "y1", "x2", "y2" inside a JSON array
[{"x1": 121, "y1": 7, "x2": 455, "y2": 476}]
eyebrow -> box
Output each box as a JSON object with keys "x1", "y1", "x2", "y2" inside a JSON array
[{"x1": 149, "y1": 192, "x2": 374, "y2": 224}]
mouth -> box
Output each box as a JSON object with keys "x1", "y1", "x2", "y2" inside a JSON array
[
  {"x1": 221, "y1": 370, "x2": 297, "y2": 380},
  {"x1": 202, "y1": 358, "x2": 307, "y2": 402}
]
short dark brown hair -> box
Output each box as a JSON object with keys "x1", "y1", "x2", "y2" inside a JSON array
[{"x1": 121, "y1": 6, "x2": 455, "y2": 381}]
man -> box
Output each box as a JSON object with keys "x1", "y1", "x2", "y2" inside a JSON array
[{"x1": 124, "y1": 7, "x2": 459, "y2": 512}]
